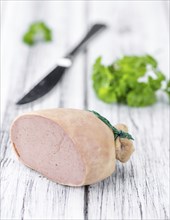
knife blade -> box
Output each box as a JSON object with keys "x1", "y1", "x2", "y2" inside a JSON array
[{"x1": 16, "y1": 23, "x2": 107, "y2": 105}]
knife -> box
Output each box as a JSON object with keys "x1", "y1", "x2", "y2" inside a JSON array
[{"x1": 16, "y1": 23, "x2": 107, "y2": 105}]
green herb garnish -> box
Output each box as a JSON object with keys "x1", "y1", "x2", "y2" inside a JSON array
[
  {"x1": 164, "y1": 80, "x2": 170, "y2": 99},
  {"x1": 92, "y1": 55, "x2": 169, "y2": 107},
  {"x1": 89, "y1": 110, "x2": 134, "y2": 140},
  {"x1": 23, "y1": 21, "x2": 52, "y2": 46}
]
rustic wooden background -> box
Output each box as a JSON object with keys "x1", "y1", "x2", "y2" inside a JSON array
[{"x1": 1, "y1": 1, "x2": 169, "y2": 220}]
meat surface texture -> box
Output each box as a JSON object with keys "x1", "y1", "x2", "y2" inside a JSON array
[{"x1": 10, "y1": 108, "x2": 134, "y2": 186}]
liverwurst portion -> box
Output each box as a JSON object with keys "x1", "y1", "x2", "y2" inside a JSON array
[{"x1": 10, "y1": 108, "x2": 134, "y2": 186}]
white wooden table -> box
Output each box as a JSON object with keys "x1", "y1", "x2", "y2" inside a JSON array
[{"x1": 1, "y1": 1, "x2": 169, "y2": 219}]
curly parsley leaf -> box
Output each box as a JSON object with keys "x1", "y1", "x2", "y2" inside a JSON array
[
  {"x1": 164, "y1": 80, "x2": 170, "y2": 99},
  {"x1": 23, "y1": 21, "x2": 52, "y2": 46},
  {"x1": 92, "y1": 55, "x2": 169, "y2": 107},
  {"x1": 127, "y1": 84, "x2": 157, "y2": 107}
]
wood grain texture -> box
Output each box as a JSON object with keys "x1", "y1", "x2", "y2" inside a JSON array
[{"x1": 1, "y1": 1, "x2": 169, "y2": 220}]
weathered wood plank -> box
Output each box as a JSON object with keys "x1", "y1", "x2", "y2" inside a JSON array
[
  {"x1": 1, "y1": 1, "x2": 169, "y2": 220},
  {"x1": 1, "y1": 1, "x2": 87, "y2": 219},
  {"x1": 86, "y1": 1, "x2": 169, "y2": 220}
]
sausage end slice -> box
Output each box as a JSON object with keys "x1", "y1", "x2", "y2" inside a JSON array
[{"x1": 10, "y1": 115, "x2": 86, "y2": 186}]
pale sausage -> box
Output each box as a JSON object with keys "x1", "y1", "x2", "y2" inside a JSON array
[{"x1": 10, "y1": 108, "x2": 134, "y2": 186}]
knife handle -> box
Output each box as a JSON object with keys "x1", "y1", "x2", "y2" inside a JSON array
[{"x1": 67, "y1": 23, "x2": 107, "y2": 57}]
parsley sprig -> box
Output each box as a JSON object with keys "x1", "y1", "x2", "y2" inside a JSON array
[
  {"x1": 92, "y1": 55, "x2": 169, "y2": 107},
  {"x1": 23, "y1": 21, "x2": 52, "y2": 46}
]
